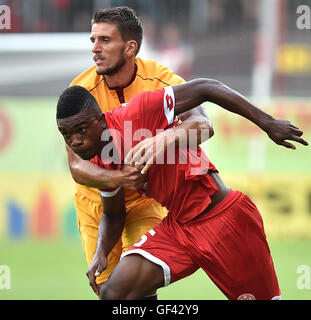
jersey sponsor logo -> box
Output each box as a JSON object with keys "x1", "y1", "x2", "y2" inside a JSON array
[
  {"x1": 165, "y1": 94, "x2": 174, "y2": 111},
  {"x1": 237, "y1": 293, "x2": 256, "y2": 300},
  {"x1": 163, "y1": 86, "x2": 175, "y2": 125}
]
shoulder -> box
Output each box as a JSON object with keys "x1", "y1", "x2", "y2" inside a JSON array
[
  {"x1": 135, "y1": 58, "x2": 185, "y2": 87},
  {"x1": 70, "y1": 66, "x2": 103, "y2": 91}
]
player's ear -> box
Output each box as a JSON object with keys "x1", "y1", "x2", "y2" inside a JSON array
[
  {"x1": 125, "y1": 40, "x2": 138, "y2": 57},
  {"x1": 99, "y1": 112, "x2": 107, "y2": 128}
]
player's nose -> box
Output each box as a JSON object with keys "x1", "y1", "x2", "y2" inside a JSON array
[
  {"x1": 70, "y1": 134, "x2": 84, "y2": 148},
  {"x1": 92, "y1": 39, "x2": 101, "y2": 53}
]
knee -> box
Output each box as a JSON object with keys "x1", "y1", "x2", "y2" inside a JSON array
[
  {"x1": 99, "y1": 281, "x2": 143, "y2": 300},
  {"x1": 99, "y1": 282, "x2": 126, "y2": 300},
  {"x1": 99, "y1": 282, "x2": 114, "y2": 300}
]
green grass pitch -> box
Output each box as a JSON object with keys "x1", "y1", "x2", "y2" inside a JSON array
[{"x1": 0, "y1": 239, "x2": 310, "y2": 300}]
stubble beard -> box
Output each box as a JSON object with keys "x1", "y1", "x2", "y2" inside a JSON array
[{"x1": 96, "y1": 49, "x2": 127, "y2": 76}]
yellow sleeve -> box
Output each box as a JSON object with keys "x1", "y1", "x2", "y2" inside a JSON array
[
  {"x1": 69, "y1": 66, "x2": 99, "y2": 90},
  {"x1": 155, "y1": 62, "x2": 185, "y2": 87}
]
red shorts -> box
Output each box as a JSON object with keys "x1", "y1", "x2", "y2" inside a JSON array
[{"x1": 121, "y1": 190, "x2": 281, "y2": 300}]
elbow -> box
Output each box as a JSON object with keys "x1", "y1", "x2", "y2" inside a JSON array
[
  {"x1": 66, "y1": 146, "x2": 85, "y2": 184},
  {"x1": 68, "y1": 159, "x2": 83, "y2": 184},
  {"x1": 185, "y1": 117, "x2": 214, "y2": 142},
  {"x1": 69, "y1": 169, "x2": 81, "y2": 184},
  {"x1": 179, "y1": 111, "x2": 214, "y2": 142},
  {"x1": 197, "y1": 77, "x2": 224, "y2": 88},
  {"x1": 197, "y1": 118, "x2": 214, "y2": 141},
  {"x1": 196, "y1": 78, "x2": 226, "y2": 100}
]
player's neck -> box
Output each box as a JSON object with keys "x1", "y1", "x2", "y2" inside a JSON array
[{"x1": 104, "y1": 60, "x2": 136, "y2": 89}]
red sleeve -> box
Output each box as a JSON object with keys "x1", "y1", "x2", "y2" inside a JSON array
[
  {"x1": 137, "y1": 86, "x2": 177, "y2": 133},
  {"x1": 90, "y1": 154, "x2": 102, "y2": 167},
  {"x1": 107, "y1": 87, "x2": 176, "y2": 137}
]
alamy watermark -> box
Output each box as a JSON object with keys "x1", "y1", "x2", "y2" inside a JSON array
[
  {"x1": 0, "y1": 265, "x2": 11, "y2": 290},
  {"x1": 296, "y1": 265, "x2": 310, "y2": 290},
  {"x1": 0, "y1": 5, "x2": 11, "y2": 30},
  {"x1": 297, "y1": 5, "x2": 311, "y2": 30},
  {"x1": 100, "y1": 124, "x2": 211, "y2": 175}
]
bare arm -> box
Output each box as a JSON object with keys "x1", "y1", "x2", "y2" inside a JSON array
[
  {"x1": 66, "y1": 145, "x2": 146, "y2": 190},
  {"x1": 86, "y1": 187, "x2": 126, "y2": 296},
  {"x1": 125, "y1": 78, "x2": 308, "y2": 173},
  {"x1": 176, "y1": 104, "x2": 214, "y2": 144},
  {"x1": 173, "y1": 78, "x2": 308, "y2": 149}
]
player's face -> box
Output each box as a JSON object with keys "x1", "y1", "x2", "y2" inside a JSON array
[
  {"x1": 57, "y1": 113, "x2": 104, "y2": 160},
  {"x1": 90, "y1": 22, "x2": 127, "y2": 76}
]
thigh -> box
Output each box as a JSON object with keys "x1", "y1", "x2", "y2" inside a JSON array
[
  {"x1": 100, "y1": 254, "x2": 164, "y2": 300},
  {"x1": 122, "y1": 219, "x2": 199, "y2": 287},
  {"x1": 187, "y1": 193, "x2": 281, "y2": 300}
]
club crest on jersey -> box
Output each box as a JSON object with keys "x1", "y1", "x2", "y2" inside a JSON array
[{"x1": 237, "y1": 293, "x2": 256, "y2": 300}]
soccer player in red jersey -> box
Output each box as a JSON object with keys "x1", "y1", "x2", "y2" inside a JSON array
[{"x1": 57, "y1": 79, "x2": 308, "y2": 300}]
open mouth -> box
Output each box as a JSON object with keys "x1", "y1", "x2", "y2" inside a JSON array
[{"x1": 94, "y1": 57, "x2": 105, "y2": 65}]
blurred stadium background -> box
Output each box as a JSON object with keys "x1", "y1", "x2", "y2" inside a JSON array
[{"x1": 0, "y1": 0, "x2": 310, "y2": 300}]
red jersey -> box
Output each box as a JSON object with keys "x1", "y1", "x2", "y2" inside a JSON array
[{"x1": 92, "y1": 87, "x2": 219, "y2": 224}]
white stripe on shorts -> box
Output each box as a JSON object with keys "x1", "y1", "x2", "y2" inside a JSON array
[{"x1": 121, "y1": 249, "x2": 171, "y2": 287}]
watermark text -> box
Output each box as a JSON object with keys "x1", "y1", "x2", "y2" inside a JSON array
[
  {"x1": 297, "y1": 265, "x2": 310, "y2": 290},
  {"x1": 0, "y1": 265, "x2": 11, "y2": 290},
  {"x1": 0, "y1": 5, "x2": 11, "y2": 30},
  {"x1": 100, "y1": 124, "x2": 211, "y2": 175},
  {"x1": 297, "y1": 5, "x2": 311, "y2": 30}
]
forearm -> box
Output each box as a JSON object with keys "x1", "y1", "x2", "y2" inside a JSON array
[
  {"x1": 96, "y1": 210, "x2": 125, "y2": 257},
  {"x1": 96, "y1": 188, "x2": 126, "y2": 257},
  {"x1": 176, "y1": 106, "x2": 214, "y2": 145},
  {"x1": 174, "y1": 79, "x2": 274, "y2": 131},
  {"x1": 199, "y1": 79, "x2": 273, "y2": 130},
  {"x1": 85, "y1": 188, "x2": 126, "y2": 295},
  {"x1": 66, "y1": 145, "x2": 120, "y2": 189},
  {"x1": 156, "y1": 105, "x2": 214, "y2": 151},
  {"x1": 70, "y1": 160, "x2": 119, "y2": 189},
  {"x1": 155, "y1": 122, "x2": 209, "y2": 152}
]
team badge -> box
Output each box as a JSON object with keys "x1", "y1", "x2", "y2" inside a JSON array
[{"x1": 237, "y1": 293, "x2": 256, "y2": 300}]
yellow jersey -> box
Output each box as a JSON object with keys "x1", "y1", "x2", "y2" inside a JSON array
[{"x1": 70, "y1": 57, "x2": 185, "y2": 211}]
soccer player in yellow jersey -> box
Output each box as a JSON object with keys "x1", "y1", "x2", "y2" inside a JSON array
[{"x1": 67, "y1": 7, "x2": 212, "y2": 299}]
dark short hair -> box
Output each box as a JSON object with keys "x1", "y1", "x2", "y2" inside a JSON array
[
  {"x1": 92, "y1": 6, "x2": 143, "y2": 54},
  {"x1": 56, "y1": 86, "x2": 101, "y2": 119}
]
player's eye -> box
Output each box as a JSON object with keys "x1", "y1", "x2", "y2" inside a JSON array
[
  {"x1": 79, "y1": 128, "x2": 87, "y2": 134},
  {"x1": 61, "y1": 132, "x2": 70, "y2": 139}
]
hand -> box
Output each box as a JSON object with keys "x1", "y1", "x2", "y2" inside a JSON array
[
  {"x1": 86, "y1": 250, "x2": 107, "y2": 296},
  {"x1": 263, "y1": 118, "x2": 308, "y2": 149},
  {"x1": 124, "y1": 137, "x2": 157, "y2": 174},
  {"x1": 124, "y1": 133, "x2": 174, "y2": 174},
  {"x1": 116, "y1": 164, "x2": 147, "y2": 190}
]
